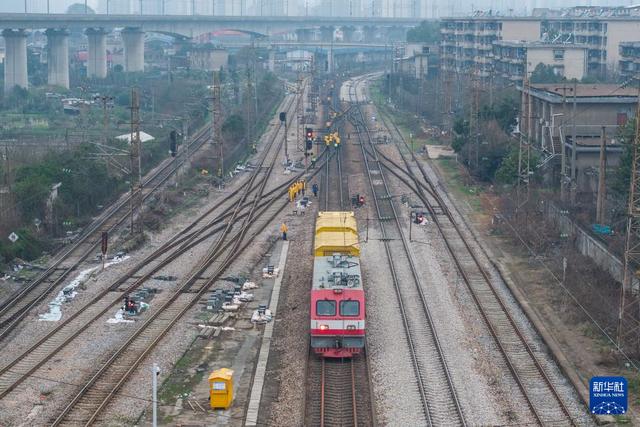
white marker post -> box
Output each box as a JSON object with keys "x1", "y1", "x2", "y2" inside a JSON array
[{"x1": 152, "y1": 363, "x2": 160, "y2": 427}]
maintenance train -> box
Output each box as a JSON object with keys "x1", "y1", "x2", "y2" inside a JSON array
[{"x1": 310, "y1": 211, "x2": 365, "y2": 358}]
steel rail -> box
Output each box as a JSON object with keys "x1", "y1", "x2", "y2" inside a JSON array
[
  {"x1": 368, "y1": 77, "x2": 575, "y2": 426},
  {"x1": 348, "y1": 78, "x2": 465, "y2": 426},
  {"x1": 318, "y1": 358, "x2": 358, "y2": 427},
  {"x1": 0, "y1": 147, "x2": 331, "y2": 405},
  {"x1": 0, "y1": 157, "x2": 314, "y2": 399},
  {"x1": 0, "y1": 122, "x2": 213, "y2": 340},
  {"x1": 49, "y1": 90, "x2": 316, "y2": 425}
]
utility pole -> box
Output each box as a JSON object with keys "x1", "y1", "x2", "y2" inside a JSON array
[
  {"x1": 211, "y1": 72, "x2": 223, "y2": 182},
  {"x1": 152, "y1": 363, "x2": 160, "y2": 427},
  {"x1": 96, "y1": 95, "x2": 113, "y2": 147},
  {"x1": 596, "y1": 126, "x2": 607, "y2": 225},
  {"x1": 517, "y1": 74, "x2": 531, "y2": 216},
  {"x1": 297, "y1": 73, "x2": 304, "y2": 152},
  {"x1": 129, "y1": 88, "x2": 143, "y2": 235},
  {"x1": 618, "y1": 92, "x2": 640, "y2": 354},
  {"x1": 246, "y1": 66, "x2": 253, "y2": 154},
  {"x1": 416, "y1": 55, "x2": 424, "y2": 118},
  {"x1": 571, "y1": 79, "x2": 578, "y2": 204},
  {"x1": 560, "y1": 84, "x2": 568, "y2": 203}
]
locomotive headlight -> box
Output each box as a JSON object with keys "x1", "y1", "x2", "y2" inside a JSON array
[
  {"x1": 320, "y1": 324, "x2": 329, "y2": 331},
  {"x1": 346, "y1": 325, "x2": 356, "y2": 330}
]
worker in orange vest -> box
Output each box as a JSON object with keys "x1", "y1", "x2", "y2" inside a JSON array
[{"x1": 280, "y1": 223, "x2": 288, "y2": 240}]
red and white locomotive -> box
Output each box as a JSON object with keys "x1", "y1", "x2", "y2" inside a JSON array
[{"x1": 310, "y1": 211, "x2": 365, "y2": 358}]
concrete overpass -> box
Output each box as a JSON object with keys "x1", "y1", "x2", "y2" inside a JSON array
[{"x1": 0, "y1": 13, "x2": 422, "y2": 92}]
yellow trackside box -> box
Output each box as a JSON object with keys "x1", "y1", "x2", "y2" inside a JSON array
[{"x1": 209, "y1": 368, "x2": 234, "y2": 409}]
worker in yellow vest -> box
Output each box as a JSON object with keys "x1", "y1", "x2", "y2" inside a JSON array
[{"x1": 280, "y1": 223, "x2": 288, "y2": 241}]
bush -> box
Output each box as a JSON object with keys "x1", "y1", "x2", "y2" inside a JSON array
[{"x1": 0, "y1": 228, "x2": 47, "y2": 264}]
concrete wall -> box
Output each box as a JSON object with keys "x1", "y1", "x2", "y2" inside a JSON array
[
  {"x1": 607, "y1": 20, "x2": 640, "y2": 70},
  {"x1": 189, "y1": 48, "x2": 229, "y2": 71},
  {"x1": 502, "y1": 20, "x2": 540, "y2": 41},
  {"x1": 528, "y1": 100, "x2": 635, "y2": 147},
  {"x1": 526, "y1": 46, "x2": 587, "y2": 80},
  {"x1": 545, "y1": 202, "x2": 634, "y2": 288}
]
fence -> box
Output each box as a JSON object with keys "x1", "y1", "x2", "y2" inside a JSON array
[{"x1": 545, "y1": 202, "x2": 628, "y2": 285}]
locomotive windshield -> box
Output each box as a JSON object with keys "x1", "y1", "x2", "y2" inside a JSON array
[
  {"x1": 317, "y1": 300, "x2": 336, "y2": 316},
  {"x1": 340, "y1": 300, "x2": 360, "y2": 316}
]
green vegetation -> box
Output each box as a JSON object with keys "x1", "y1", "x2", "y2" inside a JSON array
[
  {"x1": 530, "y1": 63, "x2": 565, "y2": 84},
  {"x1": 406, "y1": 21, "x2": 440, "y2": 43},
  {"x1": 158, "y1": 342, "x2": 207, "y2": 404},
  {"x1": 436, "y1": 158, "x2": 483, "y2": 211},
  {"x1": 613, "y1": 118, "x2": 636, "y2": 199}
]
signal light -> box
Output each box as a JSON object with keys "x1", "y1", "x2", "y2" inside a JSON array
[
  {"x1": 306, "y1": 128, "x2": 313, "y2": 139},
  {"x1": 306, "y1": 139, "x2": 313, "y2": 150}
]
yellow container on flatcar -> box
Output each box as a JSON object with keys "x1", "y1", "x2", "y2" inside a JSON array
[
  {"x1": 314, "y1": 211, "x2": 360, "y2": 257},
  {"x1": 209, "y1": 368, "x2": 233, "y2": 409},
  {"x1": 315, "y1": 211, "x2": 358, "y2": 234}
]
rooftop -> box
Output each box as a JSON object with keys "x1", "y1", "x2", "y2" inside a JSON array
[
  {"x1": 531, "y1": 84, "x2": 638, "y2": 97},
  {"x1": 495, "y1": 40, "x2": 588, "y2": 49}
]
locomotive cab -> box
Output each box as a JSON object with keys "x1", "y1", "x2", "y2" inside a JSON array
[
  {"x1": 310, "y1": 254, "x2": 365, "y2": 357},
  {"x1": 311, "y1": 212, "x2": 365, "y2": 358}
]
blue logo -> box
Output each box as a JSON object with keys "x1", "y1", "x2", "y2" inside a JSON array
[{"x1": 590, "y1": 376, "x2": 627, "y2": 415}]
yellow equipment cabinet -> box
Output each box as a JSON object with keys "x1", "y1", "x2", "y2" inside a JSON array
[{"x1": 209, "y1": 368, "x2": 234, "y2": 409}]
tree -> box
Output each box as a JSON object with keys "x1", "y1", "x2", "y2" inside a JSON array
[
  {"x1": 406, "y1": 21, "x2": 439, "y2": 43},
  {"x1": 66, "y1": 3, "x2": 95, "y2": 14},
  {"x1": 530, "y1": 63, "x2": 565, "y2": 84},
  {"x1": 494, "y1": 144, "x2": 541, "y2": 185},
  {"x1": 612, "y1": 118, "x2": 636, "y2": 198},
  {"x1": 221, "y1": 114, "x2": 244, "y2": 142},
  {"x1": 495, "y1": 145, "x2": 520, "y2": 185}
]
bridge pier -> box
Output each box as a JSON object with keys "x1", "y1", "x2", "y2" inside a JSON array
[
  {"x1": 362, "y1": 26, "x2": 377, "y2": 43},
  {"x1": 46, "y1": 29, "x2": 69, "y2": 89},
  {"x1": 86, "y1": 28, "x2": 108, "y2": 78},
  {"x1": 320, "y1": 26, "x2": 334, "y2": 43},
  {"x1": 295, "y1": 28, "x2": 313, "y2": 43},
  {"x1": 2, "y1": 29, "x2": 28, "y2": 92},
  {"x1": 268, "y1": 50, "x2": 276, "y2": 72},
  {"x1": 122, "y1": 27, "x2": 145, "y2": 72}
]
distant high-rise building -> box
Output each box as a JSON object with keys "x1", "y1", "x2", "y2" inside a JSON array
[{"x1": 99, "y1": 0, "x2": 132, "y2": 14}]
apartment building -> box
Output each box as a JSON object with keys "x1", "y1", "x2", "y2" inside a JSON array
[
  {"x1": 493, "y1": 41, "x2": 588, "y2": 82},
  {"x1": 440, "y1": 16, "x2": 541, "y2": 77},
  {"x1": 442, "y1": 7, "x2": 640, "y2": 78},
  {"x1": 618, "y1": 41, "x2": 640, "y2": 79}
]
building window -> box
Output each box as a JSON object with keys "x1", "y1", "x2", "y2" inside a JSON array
[
  {"x1": 618, "y1": 113, "x2": 628, "y2": 126},
  {"x1": 553, "y1": 49, "x2": 564, "y2": 60}
]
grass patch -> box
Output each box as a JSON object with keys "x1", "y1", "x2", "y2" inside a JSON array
[
  {"x1": 369, "y1": 78, "x2": 436, "y2": 149},
  {"x1": 434, "y1": 158, "x2": 483, "y2": 212},
  {"x1": 158, "y1": 340, "x2": 207, "y2": 405}
]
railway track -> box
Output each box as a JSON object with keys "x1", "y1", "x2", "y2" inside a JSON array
[
  {"x1": 306, "y1": 356, "x2": 364, "y2": 427},
  {"x1": 0, "y1": 93, "x2": 303, "y2": 399},
  {"x1": 348, "y1": 81, "x2": 466, "y2": 426},
  {"x1": 0, "y1": 122, "x2": 213, "y2": 342},
  {"x1": 303, "y1": 79, "x2": 374, "y2": 427},
  {"x1": 0, "y1": 91, "x2": 333, "y2": 426},
  {"x1": 49, "y1": 90, "x2": 304, "y2": 425},
  {"x1": 352, "y1": 76, "x2": 578, "y2": 425}
]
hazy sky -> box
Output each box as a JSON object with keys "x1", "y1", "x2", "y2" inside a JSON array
[{"x1": 2, "y1": 0, "x2": 638, "y2": 16}]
